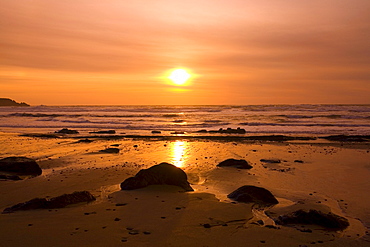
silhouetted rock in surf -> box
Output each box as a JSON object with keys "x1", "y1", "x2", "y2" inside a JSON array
[
  {"x1": 89, "y1": 130, "x2": 116, "y2": 134},
  {"x1": 120, "y1": 162, "x2": 193, "y2": 191},
  {"x1": 55, "y1": 128, "x2": 79, "y2": 134},
  {"x1": 320, "y1": 135, "x2": 370, "y2": 142},
  {"x1": 0, "y1": 157, "x2": 42, "y2": 176},
  {"x1": 228, "y1": 185, "x2": 279, "y2": 207},
  {"x1": 217, "y1": 159, "x2": 252, "y2": 169},
  {"x1": 0, "y1": 98, "x2": 29, "y2": 106}
]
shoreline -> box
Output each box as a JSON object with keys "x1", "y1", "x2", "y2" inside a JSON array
[{"x1": 0, "y1": 131, "x2": 369, "y2": 246}]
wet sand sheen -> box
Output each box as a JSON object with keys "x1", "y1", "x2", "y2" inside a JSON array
[{"x1": 0, "y1": 132, "x2": 369, "y2": 246}]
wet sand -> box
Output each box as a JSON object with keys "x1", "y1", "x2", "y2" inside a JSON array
[{"x1": 0, "y1": 132, "x2": 369, "y2": 246}]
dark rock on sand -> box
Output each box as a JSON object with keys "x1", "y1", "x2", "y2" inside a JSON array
[
  {"x1": 260, "y1": 159, "x2": 281, "y2": 164},
  {"x1": 294, "y1": 160, "x2": 304, "y2": 163},
  {"x1": 217, "y1": 159, "x2": 252, "y2": 169},
  {"x1": 99, "y1": 148, "x2": 120, "y2": 153},
  {"x1": 55, "y1": 128, "x2": 79, "y2": 134},
  {"x1": 2, "y1": 191, "x2": 95, "y2": 213},
  {"x1": 151, "y1": 130, "x2": 162, "y2": 134},
  {"x1": 120, "y1": 162, "x2": 193, "y2": 191},
  {"x1": 89, "y1": 130, "x2": 116, "y2": 134},
  {"x1": 228, "y1": 185, "x2": 279, "y2": 207},
  {"x1": 0, "y1": 174, "x2": 22, "y2": 180},
  {"x1": 77, "y1": 138, "x2": 93, "y2": 143},
  {"x1": 274, "y1": 209, "x2": 349, "y2": 231},
  {"x1": 0, "y1": 157, "x2": 42, "y2": 176}
]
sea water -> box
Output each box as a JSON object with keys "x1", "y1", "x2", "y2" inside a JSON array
[{"x1": 0, "y1": 105, "x2": 369, "y2": 136}]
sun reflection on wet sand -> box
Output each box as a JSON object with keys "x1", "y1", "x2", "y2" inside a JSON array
[{"x1": 171, "y1": 141, "x2": 188, "y2": 168}]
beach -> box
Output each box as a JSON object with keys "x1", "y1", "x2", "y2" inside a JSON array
[{"x1": 0, "y1": 131, "x2": 369, "y2": 246}]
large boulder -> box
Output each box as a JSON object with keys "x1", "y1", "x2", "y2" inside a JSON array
[
  {"x1": 228, "y1": 185, "x2": 279, "y2": 207},
  {"x1": 274, "y1": 209, "x2": 349, "y2": 231},
  {"x1": 0, "y1": 157, "x2": 42, "y2": 176},
  {"x1": 217, "y1": 159, "x2": 252, "y2": 169},
  {"x1": 120, "y1": 162, "x2": 193, "y2": 191},
  {"x1": 2, "y1": 191, "x2": 96, "y2": 213}
]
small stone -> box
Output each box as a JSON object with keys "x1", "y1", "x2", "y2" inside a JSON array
[
  {"x1": 143, "y1": 231, "x2": 151, "y2": 235},
  {"x1": 114, "y1": 218, "x2": 121, "y2": 221},
  {"x1": 203, "y1": 224, "x2": 211, "y2": 228},
  {"x1": 129, "y1": 230, "x2": 139, "y2": 235}
]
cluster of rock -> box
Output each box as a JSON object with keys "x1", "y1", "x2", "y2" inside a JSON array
[{"x1": 2, "y1": 191, "x2": 96, "y2": 214}]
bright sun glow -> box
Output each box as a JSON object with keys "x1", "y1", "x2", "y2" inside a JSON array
[
  {"x1": 171, "y1": 141, "x2": 188, "y2": 167},
  {"x1": 168, "y1": 68, "x2": 191, "y2": 85}
]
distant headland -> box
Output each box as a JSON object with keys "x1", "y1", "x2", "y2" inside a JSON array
[{"x1": 0, "y1": 98, "x2": 30, "y2": 106}]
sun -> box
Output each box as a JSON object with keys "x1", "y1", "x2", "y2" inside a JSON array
[{"x1": 168, "y1": 68, "x2": 191, "y2": 86}]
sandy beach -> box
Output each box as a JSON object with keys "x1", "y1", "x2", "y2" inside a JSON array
[{"x1": 0, "y1": 131, "x2": 369, "y2": 246}]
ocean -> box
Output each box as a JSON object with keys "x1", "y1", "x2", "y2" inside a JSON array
[{"x1": 0, "y1": 105, "x2": 369, "y2": 136}]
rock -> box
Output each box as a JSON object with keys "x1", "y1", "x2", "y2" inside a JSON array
[
  {"x1": 2, "y1": 191, "x2": 96, "y2": 213},
  {"x1": 89, "y1": 130, "x2": 116, "y2": 134},
  {"x1": 196, "y1": 129, "x2": 208, "y2": 133},
  {"x1": 207, "y1": 127, "x2": 246, "y2": 134},
  {"x1": 171, "y1": 131, "x2": 185, "y2": 135},
  {"x1": 320, "y1": 135, "x2": 370, "y2": 142},
  {"x1": 99, "y1": 148, "x2": 120, "y2": 153},
  {"x1": 294, "y1": 160, "x2": 304, "y2": 163},
  {"x1": 228, "y1": 185, "x2": 279, "y2": 207},
  {"x1": 0, "y1": 157, "x2": 42, "y2": 176},
  {"x1": 151, "y1": 130, "x2": 161, "y2": 134},
  {"x1": 217, "y1": 159, "x2": 252, "y2": 169},
  {"x1": 260, "y1": 159, "x2": 281, "y2": 163},
  {"x1": 47, "y1": 191, "x2": 96, "y2": 209},
  {"x1": 0, "y1": 98, "x2": 29, "y2": 106},
  {"x1": 274, "y1": 209, "x2": 349, "y2": 231},
  {"x1": 120, "y1": 162, "x2": 193, "y2": 191},
  {"x1": 0, "y1": 174, "x2": 22, "y2": 180},
  {"x1": 77, "y1": 138, "x2": 93, "y2": 143},
  {"x1": 218, "y1": 127, "x2": 246, "y2": 134},
  {"x1": 55, "y1": 128, "x2": 79, "y2": 134}
]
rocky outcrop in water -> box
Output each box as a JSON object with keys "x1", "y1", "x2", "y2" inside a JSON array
[
  {"x1": 217, "y1": 159, "x2": 252, "y2": 169},
  {"x1": 0, "y1": 98, "x2": 29, "y2": 106},
  {"x1": 120, "y1": 162, "x2": 193, "y2": 191},
  {"x1": 55, "y1": 128, "x2": 79, "y2": 134},
  {"x1": 228, "y1": 185, "x2": 279, "y2": 207},
  {"x1": 89, "y1": 130, "x2": 116, "y2": 134},
  {"x1": 0, "y1": 157, "x2": 42, "y2": 176},
  {"x1": 2, "y1": 191, "x2": 96, "y2": 213}
]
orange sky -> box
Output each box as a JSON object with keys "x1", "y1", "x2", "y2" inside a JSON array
[{"x1": 1, "y1": 0, "x2": 369, "y2": 105}]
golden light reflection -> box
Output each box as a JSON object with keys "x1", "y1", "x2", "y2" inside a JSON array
[{"x1": 171, "y1": 141, "x2": 189, "y2": 168}]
